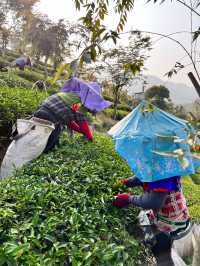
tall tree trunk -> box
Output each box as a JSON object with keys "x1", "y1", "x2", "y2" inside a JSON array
[
  {"x1": 2, "y1": 39, "x2": 7, "y2": 56},
  {"x1": 113, "y1": 88, "x2": 120, "y2": 120},
  {"x1": 44, "y1": 56, "x2": 49, "y2": 78}
]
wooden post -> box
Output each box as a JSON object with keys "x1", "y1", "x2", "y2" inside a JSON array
[{"x1": 188, "y1": 72, "x2": 200, "y2": 97}]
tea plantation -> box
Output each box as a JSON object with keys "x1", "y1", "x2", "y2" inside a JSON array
[
  {"x1": 0, "y1": 134, "x2": 151, "y2": 266},
  {"x1": 1, "y1": 50, "x2": 200, "y2": 265},
  {"x1": 0, "y1": 132, "x2": 200, "y2": 265}
]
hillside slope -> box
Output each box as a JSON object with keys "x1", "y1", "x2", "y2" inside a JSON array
[{"x1": 1, "y1": 50, "x2": 200, "y2": 265}]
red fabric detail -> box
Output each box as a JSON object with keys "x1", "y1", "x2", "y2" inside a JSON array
[
  {"x1": 112, "y1": 193, "x2": 130, "y2": 208},
  {"x1": 156, "y1": 191, "x2": 190, "y2": 219},
  {"x1": 153, "y1": 188, "x2": 169, "y2": 192},
  {"x1": 78, "y1": 121, "x2": 93, "y2": 140},
  {"x1": 71, "y1": 103, "x2": 81, "y2": 112},
  {"x1": 143, "y1": 183, "x2": 149, "y2": 191},
  {"x1": 68, "y1": 121, "x2": 93, "y2": 140},
  {"x1": 122, "y1": 179, "x2": 128, "y2": 186},
  {"x1": 68, "y1": 121, "x2": 82, "y2": 133},
  {"x1": 142, "y1": 183, "x2": 169, "y2": 192}
]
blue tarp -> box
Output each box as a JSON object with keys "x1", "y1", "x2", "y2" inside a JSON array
[{"x1": 108, "y1": 101, "x2": 199, "y2": 182}]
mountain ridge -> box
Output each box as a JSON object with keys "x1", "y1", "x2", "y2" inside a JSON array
[{"x1": 144, "y1": 75, "x2": 199, "y2": 104}]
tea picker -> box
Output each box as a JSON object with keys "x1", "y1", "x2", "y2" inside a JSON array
[
  {"x1": 0, "y1": 77, "x2": 111, "y2": 179},
  {"x1": 13, "y1": 56, "x2": 32, "y2": 70},
  {"x1": 110, "y1": 101, "x2": 200, "y2": 265}
]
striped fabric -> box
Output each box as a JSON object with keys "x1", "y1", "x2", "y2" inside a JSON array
[
  {"x1": 34, "y1": 94, "x2": 87, "y2": 125},
  {"x1": 151, "y1": 190, "x2": 190, "y2": 233},
  {"x1": 159, "y1": 191, "x2": 189, "y2": 218}
]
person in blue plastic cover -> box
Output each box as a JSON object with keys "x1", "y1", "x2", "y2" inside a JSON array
[
  {"x1": 112, "y1": 176, "x2": 199, "y2": 265},
  {"x1": 110, "y1": 101, "x2": 200, "y2": 265}
]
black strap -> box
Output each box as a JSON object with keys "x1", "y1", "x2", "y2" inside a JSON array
[
  {"x1": 170, "y1": 220, "x2": 192, "y2": 240},
  {"x1": 13, "y1": 124, "x2": 36, "y2": 141}
]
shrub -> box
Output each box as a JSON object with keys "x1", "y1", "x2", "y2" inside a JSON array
[
  {"x1": 103, "y1": 108, "x2": 129, "y2": 120},
  {"x1": 0, "y1": 134, "x2": 149, "y2": 265},
  {"x1": 0, "y1": 57, "x2": 9, "y2": 68},
  {"x1": 0, "y1": 87, "x2": 47, "y2": 127},
  {"x1": 0, "y1": 79, "x2": 8, "y2": 88},
  {"x1": 118, "y1": 104, "x2": 132, "y2": 112},
  {"x1": 95, "y1": 113, "x2": 116, "y2": 132},
  {"x1": 15, "y1": 70, "x2": 45, "y2": 83},
  {"x1": 103, "y1": 95, "x2": 114, "y2": 103},
  {"x1": 31, "y1": 67, "x2": 46, "y2": 76},
  {"x1": 0, "y1": 73, "x2": 33, "y2": 88},
  {"x1": 116, "y1": 110, "x2": 129, "y2": 120},
  {"x1": 35, "y1": 63, "x2": 55, "y2": 75},
  {"x1": 103, "y1": 108, "x2": 114, "y2": 117},
  {"x1": 190, "y1": 173, "x2": 200, "y2": 185},
  {"x1": 3, "y1": 54, "x2": 16, "y2": 63},
  {"x1": 5, "y1": 50, "x2": 21, "y2": 58},
  {"x1": 47, "y1": 86, "x2": 59, "y2": 95},
  {"x1": 182, "y1": 177, "x2": 200, "y2": 222},
  {"x1": 0, "y1": 129, "x2": 199, "y2": 264}
]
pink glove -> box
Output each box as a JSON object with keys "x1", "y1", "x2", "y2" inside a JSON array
[{"x1": 112, "y1": 193, "x2": 131, "y2": 208}]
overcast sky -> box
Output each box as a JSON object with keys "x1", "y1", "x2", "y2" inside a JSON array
[{"x1": 35, "y1": 0, "x2": 200, "y2": 87}]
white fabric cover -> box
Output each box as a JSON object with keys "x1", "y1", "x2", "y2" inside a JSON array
[{"x1": 0, "y1": 119, "x2": 54, "y2": 179}]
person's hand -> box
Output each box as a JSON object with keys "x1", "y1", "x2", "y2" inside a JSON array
[
  {"x1": 112, "y1": 193, "x2": 131, "y2": 208},
  {"x1": 71, "y1": 103, "x2": 81, "y2": 112},
  {"x1": 121, "y1": 176, "x2": 141, "y2": 188}
]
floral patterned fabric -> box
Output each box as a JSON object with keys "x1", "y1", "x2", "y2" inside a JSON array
[{"x1": 109, "y1": 101, "x2": 198, "y2": 182}]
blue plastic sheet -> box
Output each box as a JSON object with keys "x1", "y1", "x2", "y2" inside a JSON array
[{"x1": 108, "y1": 101, "x2": 199, "y2": 182}]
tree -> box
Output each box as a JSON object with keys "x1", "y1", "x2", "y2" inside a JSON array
[
  {"x1": 53, "y1": 31, "x2": 151, "y2": 119},
  {"x1": 0, "y1": 10, "x2": 10, "y2": 55},
  {"x1": 27, "y1": 17, "x2": 89, "y2": 76},
  {"x1": 26, "y1": 14, "x2": 53, "y2": 72},
  {"x1": 70, "y1": 0, "x2": 200, "y2": 88},
  {"x1": 174, "y1": 104, "x2": 187, "y2": 119},
  {"x1": 145, "y1": 85, "x2": 170, "y2": 110},
  {"x1": 0, "y1": 27, "x2": 10, "y2": 52},
  {"x1": 0, "y1": 0, "x2": 40, "y2": 53},
  {"x1": 47, "y1": 1, "x2": 134, "y2": 67},
  {"x1": 0, "y1": 0, "x2": 40, "y2": 17},
  {"x1": 50, "y1": 20, "x2": 70, "y2": 70},
  {"x1": 98, "y1": 32, "x2": 151, "y2": 119}
]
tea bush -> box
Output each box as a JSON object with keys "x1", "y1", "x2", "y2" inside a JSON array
[
  {"x1": 103, "y1": 108, "x2": 129, "y2": 120},
  {"x1": 0, "y1": 58, "x2": 9, "y2": 68},
  {"x1": 0, "y1": 134, "x2": 149, "y2": 266},
  {"x1": 5, "y1": 50, "x2": 21, "y2": 58},
  {"x1": 103, "y1": 95, "x2": 114, "y2": 103},
  {"x1": 116, "y1": 110, "x2": 129, "y2": 120},
  {"x1": 0, "y1": 73, "x2": 32, "y2": 89},
  {"x1": 182, "y1": 177, "x2": 200, "y2": 223},
  {"x1": 117, "y1": 104, "x2": 132, "y2": 112},
  {"x1": 15, "y1": 70, "x2": 45, "y2": 83},
  {"x1": 0, "y1": 87, "x2": 47, "y2": 126},
  {"x1": 0, "y1": 79, "x2": 8, "y2": 88},
  {"x1": 36, "y1": 63, "x2": 55, "y2": 75},
  {"x1": 3, "y1": 55, "x2": 16, "y2": 63}
]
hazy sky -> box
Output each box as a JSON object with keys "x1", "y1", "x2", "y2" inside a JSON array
[{"x1": 35, "y1": 0, "x2": 200, "y2": 87}]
